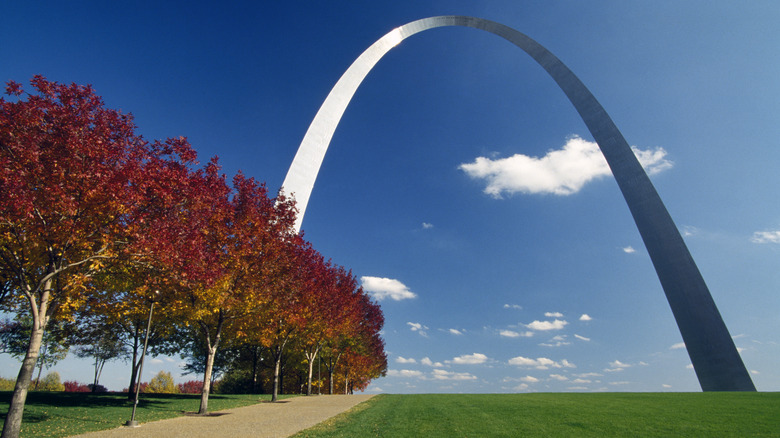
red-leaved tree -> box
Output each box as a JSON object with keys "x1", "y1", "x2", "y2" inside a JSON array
[{"x1": 0, "y1": 76, "x2": 197, "y2": 438}]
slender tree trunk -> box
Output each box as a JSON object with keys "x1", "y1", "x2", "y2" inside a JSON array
[
  {"x1": 33, "y1": 348, "x2": 46, "y2": 390},
  {"x1": 127, "y1": 326, "x2": 140, "y2": 400},
  {"x1": 271, "y1": 345, "x2": 282, "y2": 402},
  {"x1": 199, "y1": 344, "x2": 218, "y2": 414},
  {"x1": 305, "y1": 345, "x2": 319, "y2": 396},
  {"x1": 198, "y1": 314, "x2": 223, "y2": 415},
  {"x1": 328, "y1": 369, "x2": 334, "y2": 395},
  {"x1": 2, "y1": 311, "x2": 47, "y2": 438},
  {"x1": 251, "y1": 346, "x2": 258, "y2": 394}
]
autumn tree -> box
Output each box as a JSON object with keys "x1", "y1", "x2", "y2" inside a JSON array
[
  {"x1": 160, "y1": 166, "x2": 297, "y2": 414},
  {"x1": 0, "y1": 76, "x2": 198, "y2": 438}
]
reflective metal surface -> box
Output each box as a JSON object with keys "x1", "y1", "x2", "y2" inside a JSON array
[{"x1": 281, "y1": 16, "x2": 755, "y2": 391}]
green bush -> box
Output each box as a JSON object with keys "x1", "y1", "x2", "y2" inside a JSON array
[
  {"x1": 0, "y1": 376, "x2": 16, "y2": 391},
  {"x1": 36, "y1": 371, "x2": 65, "y2": 391},
  {"x1": 144, "y1": 371, "x2": 178, "y2": 393}
]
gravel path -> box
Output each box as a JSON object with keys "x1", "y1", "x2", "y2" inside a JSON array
[{"x1": 70, "y1": 395, "x2": 374, "y2": 438}]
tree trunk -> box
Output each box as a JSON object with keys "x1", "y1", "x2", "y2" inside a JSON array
[
  {"x1": 251, "y1": 346, "x2": 258, "y2": 394},
  {"x1": 2, "y1": 315, "x2": 46, "y2": 438},
  {"x1": 305, "y1": 346, "x2": 319, "y2": 396},
  {"x1": 271, "y1": 346, "x2": 282, "y2": 402},
  {"x1": 198, "y1": 314, "x2": 223, "y2": 415},
  {"x1": 127, "y1": 326, "x2": 140, "y2": 400},
  {"x1": 328, "y1": 369, "x2": 334, "y2": 395},
  {"x1": 198, "y1": 344, "x2": 217, "y2": 414}
]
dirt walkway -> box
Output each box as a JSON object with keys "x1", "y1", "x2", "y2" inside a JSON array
[{"x1": 71, "y1": 394, "x2": 373, "y2": 438}]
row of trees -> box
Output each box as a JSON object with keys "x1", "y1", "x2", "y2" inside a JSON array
[{"x1": 0, "y1": 77, "x2": 386, "y2": 438}]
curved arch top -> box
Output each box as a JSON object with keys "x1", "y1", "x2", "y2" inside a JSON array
[{"x1": 281, "y1": 16, "x2": 755, "y2": 391}]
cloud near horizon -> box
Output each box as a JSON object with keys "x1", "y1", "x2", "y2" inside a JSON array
[
  {"x1": 459, "y1": 136, "x2": 672, "y2": 198},
  {"x1": 361, "y1": 276, "x2": 417, "y2": 301},
  {"x1": 508, "y1": 356, "x2": 575, "y2": 370}
]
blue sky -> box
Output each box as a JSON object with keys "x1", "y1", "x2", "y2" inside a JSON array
[{"x1": 2, "y1": 1, "x2": 779, "y2": 393}]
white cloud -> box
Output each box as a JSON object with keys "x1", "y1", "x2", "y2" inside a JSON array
[
  {"x1": 421, "y1": 357, "x2": 444, "y2": 367},
  {"x1": 387, "y1": 369, "x2": 423, "y2": 378},
  {"x1": 527, "y1": 319, "x2": 568, "y2": 331},
  {"x1": 362, "y1": 277, "x2": 417, "y2": 301},
  {"x1": 431, "y1": 369, "x2": 477, "y2": 381},
  {"x1": 572, "y1": 378, "x2": 591, "y2": 384},
  {"x1": 448, "y1": 329, "x2": 463, "y2": 336},
  {"x1": 622, "y1": 246, "x2": 636, "y2": 253},
  {"x1": 422, "y1": 222, "x2": 434, "y2": 229},
  {"x1": 503, "y1": 304, "x2": 523, "y2": 310},
  {"x1": 545, "y1": 312, "x2": 564, "y2": 318},
  {"x1": 508, "y1": 356, "x2": 575, "y2": 370},
  {"x1": 540, "y1": 335, "x2": 571, "y2": 347},
  {"x1": 520, "y1": 375, "x2": 539, "y2": 383},
  {"x1": 670, "y1": 342, "x2": 686, "y2": 350},
  {"x1": 579, "y1": 314, "x2": 592, "y2": 321},
  {"x1": 396, "y1": 356, "x2": 417, "y2": 364},
  {"x1": 605, "y1": 360, "x2": 632, "y2": 372},
  {"x1": 407, "y1": 322, "x2": 429, "y2": 337},
  {"x1": 549, "y1": 374, "x2": 568, "y2": 381},
  {"x1": 513, "y1": 383, "x2": 529, "y2": 391},
  {"x1": 574, "y1": 334, "x2": 590, "y2": 342},
  {"x1": 500, "y1": 329, "x2": 533, "y2": 338},
  {"x1": 751, "y1": 230, "x2": 780, "y2": 244},
  {"x1": 451, "y1": 353, "x2": 488, "y2": 365},
  {"x1": 458, "y1": 136, "x2": 672, "y2": 198}
]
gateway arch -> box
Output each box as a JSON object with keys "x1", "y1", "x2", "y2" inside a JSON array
[{"x1": 281, "y1": 16, "x2": 755, "y2": 391}]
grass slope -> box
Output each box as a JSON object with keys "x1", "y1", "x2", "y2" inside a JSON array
[
  {"x1": 0, "y1": 391, "x2": 280, "y2": 438},
  {"x1": 295, "y1": 393, "x2": 780, "y2": 437}
]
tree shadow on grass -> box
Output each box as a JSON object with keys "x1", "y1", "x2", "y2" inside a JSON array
[
  {"x1": 0, "y1": 391, "x2": 199, "y2": 410},
  {"x1": 0, "y1": 411, "x2": 49, "y2": 424}
]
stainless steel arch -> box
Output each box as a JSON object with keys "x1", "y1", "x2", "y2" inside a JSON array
[{"x1": 281, "y1": 15, "x2": 755, "y2": 391}]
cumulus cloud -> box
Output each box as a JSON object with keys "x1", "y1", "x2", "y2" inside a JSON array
[
  {"x1": 549, "y1": 374, "x2": 569, "y2": 381},
  {"x1": 431, "y1": 369, "x2": 477, "y2": 381},
  {"x1": 500, "y1": 329, "x2": 533, "y2": 338},
  {"x1": 579, "y1": 314, "x2": 592, "y2": 321},
  {"x1": 545, "y1": 312, "x2": 564, "y2": 318},
  {"x1": 451, "y1": 353, "x2": 488, "y2": 365},
  {"x1": 520, "y1": 375, "x2": 539, "y2": 383},
  {"x1": 508, "y1": 356, "x2": 575, "y2": 370},
  {"x1": 622, "y1": 246, "x2": 636, "y2": 253},
  {"x1": 751, "y1": 230, "x2": 780, "y2": 244},
  {"x1": 396, "y1": 356, "x2": 417, "y2": 364},
  {"x1": 421, "y1": 357, "x2": 444, "y2": 367},
  {"x1": 448, "y1": 329, "x2": 463, "y2": 336},
  {"x1": 407, "y1": 322, "x2": 429, "y2": 337},
  {"x1": 422, "y1": 222, "x2": 434, "y2": 229},
  {"x1": 459, "y1": 136, "x2": 672, "y2": 198},
  {"x1": 670, "y1": 342, "x2": 686, "y2": 350},
  {"x1": 605, "y1": 360, "x2": 632, "y2": 372},
  {"x1": 540, "y1": 334, "x2": 571, "y2": 347},
  {"x1": 527, "y1": 319, "x2": 568, "y2": 331},
  {"x1": 362, "y1": 277, "x2": 417, "y2": 301}
]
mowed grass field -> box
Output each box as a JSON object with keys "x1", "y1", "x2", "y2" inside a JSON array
[
  {"x1": 294, "y1": 392, "x2": 780, "y2": 437},
  {"x1": 0, "y1": 391, "x2": 282, "y2": 438}
]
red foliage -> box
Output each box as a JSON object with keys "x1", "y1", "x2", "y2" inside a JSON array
[
  {"x1": 177, "y1": 380, "x2": 203, "y2": 394},
  {"x1": 63, "y1": 381, "x2": 91, "y2": 392}
]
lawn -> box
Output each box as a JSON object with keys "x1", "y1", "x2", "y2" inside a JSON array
[
  {"x1": 294, "y1": 392, "x2": 780, "y2": 437},
  {"x1": 0, "y1": 391, "x2": 281, "y2": 438}
]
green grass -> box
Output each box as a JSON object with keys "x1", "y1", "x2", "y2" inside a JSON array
[
  {"x1": 294, "y1": 393, "x2": 780, "y2": 437},
  {"x1": 0, "y1": 391, "x2": 286, "y2": 438}
]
